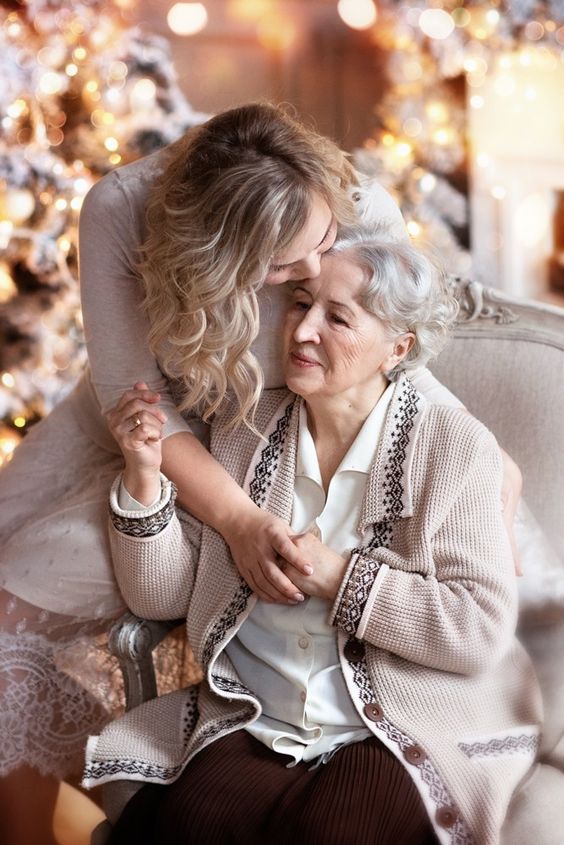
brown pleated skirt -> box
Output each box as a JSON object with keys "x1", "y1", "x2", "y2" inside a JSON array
[{"x1": 108, "y1": 729, "x2": 438, "y2": 844}]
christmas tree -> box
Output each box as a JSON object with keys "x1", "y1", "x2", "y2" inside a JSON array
[
  {"x1": 0, "y1": 0, "x2": 205, "y2": 465},
  {"x1": 351, "y1": 0, "x2": 564, "y2": 275}
]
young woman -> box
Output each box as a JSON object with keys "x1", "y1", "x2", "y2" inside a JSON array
[
  {"x1": 90, "y1": 227, "x2": 540, "y2": 845},
  {"x1": 0, "y1": 103, "x2": 516, "y2": 843}
]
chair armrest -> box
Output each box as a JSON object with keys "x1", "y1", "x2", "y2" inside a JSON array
[{"x1": 108, "y1": 612, "x2": 184, "y2": 711}]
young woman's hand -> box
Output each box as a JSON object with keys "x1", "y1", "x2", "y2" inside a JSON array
[
  {"x1": 106, "y1": 381, "x2": 167, "y2": 505},
  {"x1": 221, "y1": 507, "x2": 315, "y2": 604},
  {"x1": 279, "y1": 532, "x2": 349, "y2": 602}
]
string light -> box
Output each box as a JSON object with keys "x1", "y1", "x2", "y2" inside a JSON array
[
  {"x1": 337, "y1": 0, "x2": 377, "y2": 31},
  {"x1": 419, "y1": 9, "x2": 454, "y2": 41},
  {"x1": 167, "y1": 3, "x2": 208, "y2": 36}
]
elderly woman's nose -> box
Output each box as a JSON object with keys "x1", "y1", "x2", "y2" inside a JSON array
[{"x1": 293, "y1": 309, "x2": 320, "y2": 342}]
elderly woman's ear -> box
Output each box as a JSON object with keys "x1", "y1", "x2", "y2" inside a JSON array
[{"x1": 386, "y1": 332, "x2": 415, "y2": 372}]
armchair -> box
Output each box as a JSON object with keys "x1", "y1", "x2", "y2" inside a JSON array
[{"x1": 93, "y1": 278, "x2": 564, "y2": 844}]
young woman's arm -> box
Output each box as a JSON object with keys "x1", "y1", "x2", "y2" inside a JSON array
[{"x1": 81, "y1": 167, "x2": 310, "y2": 603}]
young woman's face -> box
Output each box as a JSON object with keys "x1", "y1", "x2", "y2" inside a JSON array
[
  {"x1": 265, "y1": 194, "x2": 337, "y2": 286},
  {"x1": 283, "y1": 253, "x2": 411, "y2": 404}
]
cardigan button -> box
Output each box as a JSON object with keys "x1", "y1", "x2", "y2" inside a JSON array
[
  {"x1": 403, "y1": 744, "x2": 427, "y2": 766},
  {"x1": 344, "y1": 639, "x2": 365, "y2": 662},
  {"x1": 436, "y1": 806, "x2": 458, "y2": 829},
  {"x1": 363, "y1": 702, "x2": 384, "y2": 722}
]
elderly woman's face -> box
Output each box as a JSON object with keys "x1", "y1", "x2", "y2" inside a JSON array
[{"x1": 283, "y1": 253, "x2": 398, "y2": 403}]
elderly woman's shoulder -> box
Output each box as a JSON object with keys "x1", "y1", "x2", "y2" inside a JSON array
[{"x1": 422, "y1": 403, "x2": 501, "y2": 463}]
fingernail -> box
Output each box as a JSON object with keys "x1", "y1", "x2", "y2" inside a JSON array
[
  {"x1": 294, "y1": 593, "x2": 305, "y2": 602},
  {"x1": 304, "y1": 565, "x2": 314, "y2": 575}
]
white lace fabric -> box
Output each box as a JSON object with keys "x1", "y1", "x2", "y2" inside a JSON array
[{"x1": 0, "y1": 590, "x2": 198, "y2": 778}]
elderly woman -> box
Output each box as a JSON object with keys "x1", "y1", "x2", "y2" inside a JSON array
[{"x1": 85, "y1": 227, "x2": 541, "y2": 845}]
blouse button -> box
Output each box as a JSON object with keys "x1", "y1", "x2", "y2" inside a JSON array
[
  {"x1": 436, "y1": 806, "x2": 459, "y2": 829},
  {"x1": 403, "y1": 744, "x2": 427, "y2": 766},
  {"x1": 363, "y1": 702, "x2": 384, "y2": 722},
  {"x1": 352, "y1": 191, "x2": 361, "y2": 202},
  {"x1": 298, "y1": 636, "x2": 310, "y2": 649},
  {"x1": 344, "y1": 639, "x2": 365, "y2": 662}
]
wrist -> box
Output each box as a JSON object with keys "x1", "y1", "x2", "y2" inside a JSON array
[{"x1": 122, "y1": 466, "x2": 161, "y2": 507}]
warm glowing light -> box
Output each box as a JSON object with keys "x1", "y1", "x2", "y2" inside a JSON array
[
  {"x1": 406, "y1": 221, "x2": 422, "y2": 238},
  {"x1": 58, "y1": 237, "x2": 71, "y2": 253},
  {"x1": 0, "y1": 428, "x2": 21, "y2": 465},
  {"x1": 486, "y1": 10, "x2": 500, "y2": 25},
  {"x1": 228, "y1": 0, "x2": 270, "y2": 22},
  {"x1": 70, "y1": 197, "x2": 83, "y2": 211},
  {"x1": 426, "y1": 101, "x2": 449, "y2": 123},
  {"x1": 131, "y1": 78, "x2": 157, "y2": 109},
  {"x1": 7, "y1": 99, "x2": 27, "y2": 119},
  {"x1": 39, "y1": 72, "x2": 63, "y2": 95},
  {"x1": 54, "y1": 198, "x2": 68, "y2": 211},
  {"x1": 13, "y1": 416, "x2": 26, "y2": 428},
  {"x1": 73, "y1": 47, "x2": 87, "y2": 61},
  {"x1": 470, "y1": 95, "x2": 484, "y2": 109},
  {"x1": 419, "y1": 9, "x2": 454, "y2": 40},
  {"x1": 73, "y1": 178, "x2": 89, "y2": 195},
  {"x1": 85, "y1": 80, "x2": 99, "y2": 93},
  {"x1": 337, "y1": 0, "x2": 377, "y2": 31},
  {"x1": 419, "y1": 174, "x2": 436, "y2": 193},
  {"x1": 257, "y1": 15, "x2": 296, "y2": 50},
  {"x1": 167, "y1": 3, "x2": 208, "y2": 36},
  {"x1": 0, "y1": 188, "x2": 35, "y2": 224},
  {"x1": 491, "y1": 186, "x2": 506, "y2": 200},
  {"x1": 464, "y1": 56, "x2": 489, "y2": 82},
  {"x1": 65, "y1": 63, "x2": 78, "y2": 77},
  {"x1": 396, "y1": 142, "x2": 413, "y2": 158},
  {"x1": 1, "y1": 372, "x2": 15, "y2": 388},
  {"x1": 0, "y1": 263, "x2": 16, "y2": 303},
  {"x1": 104, "y1": 137, "x2": 119, "y2": 151},
  {"x1": 102, "y1": 112, "x2": 115, "y2": 126},
  {"x1": 109, "y1": 153, "x2": 122, "y2": 165},
  {"x1": 433, "y1": 128, "x2": 453, "y2": 145},
  {"x1": 515, "y1": 194, "x2": 551, "y2": 247},
  {"x1": 0, "y1": 221, "x2": 13, "y2": 249},
  {"x1": 382, "y1": 133, "x2": 395, "y2": 147}
]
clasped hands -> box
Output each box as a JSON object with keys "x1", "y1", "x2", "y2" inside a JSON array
[{"x1": 106, "y1": 383, "x2": 348, "y2": 605}]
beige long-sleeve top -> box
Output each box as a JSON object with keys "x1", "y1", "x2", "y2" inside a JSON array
[{"x1": 86, "y1": 374, "x2": 542, "y2": 845}]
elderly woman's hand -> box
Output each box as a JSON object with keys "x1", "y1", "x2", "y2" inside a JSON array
[
  {"x1": 106, "y1": 381, "x2": 167, "y2": 505},
  {"x1": 281, "y1": 532, "x2": 349, "y2": 602}
]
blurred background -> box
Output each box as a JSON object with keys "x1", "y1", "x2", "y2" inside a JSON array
[{"x1": 0, "y1": 0, "x2": 563, "y2": 464}]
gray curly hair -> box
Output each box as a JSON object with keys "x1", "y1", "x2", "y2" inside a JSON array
[{"x1": 328, "y1": 224, "x2": 459, "y2": 373}]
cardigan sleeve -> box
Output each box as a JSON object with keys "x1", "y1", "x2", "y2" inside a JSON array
[
  {"x1": 330, "y1": 431, "x2": 517, "y2": 676},
  {"x1": 79, "y1": 166, "x2": 193, "y2": 439},
  {"x1": 108, "y1": 474, "x2": 202, "y2": 620}
]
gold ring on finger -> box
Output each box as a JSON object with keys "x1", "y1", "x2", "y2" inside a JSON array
[{"x1": 131, "y1": 416, "x2": 142, "y2": 430}]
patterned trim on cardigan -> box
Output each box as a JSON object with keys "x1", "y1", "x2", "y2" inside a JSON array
[
  {"x1": 381, "y1": 377, "x2": 420, "y2": 520},
  {"x1": 211, "y1": 675, "x2": 255, "y2": 699},
  {"x1": 458, "y1": 734, "x2": 539, "y2": 759},
  {"x1": 109, "y1": 483, "x2": 178, "y2": 538},
  {"x1": 333, "y1": 522, "x2": 393, "y2": 634},
  {"x1": 83, "y1": 757, "x2": 184, "y2": 784},
  {"x1": 202, "y1": 401, "x2": 294, "y2": 668},
  {"x1": 248, "y1": 400, "x2": 294, "y2": 508},
  {"x1": 349, "y1": 658, "x2": 473, "y2": 844}
]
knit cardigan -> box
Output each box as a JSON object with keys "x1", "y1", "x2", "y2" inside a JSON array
[{"x1": 84, "y1": 374, "x2": 542, "y2": 845}]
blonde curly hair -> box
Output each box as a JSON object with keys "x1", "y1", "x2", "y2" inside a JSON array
[{"x1": 141, "y1": 103, "x2": 356, "y2": 429}]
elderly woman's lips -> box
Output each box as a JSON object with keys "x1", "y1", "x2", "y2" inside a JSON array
[{"x1": 290, "y1": 351, "x2": 320, "y2": 367}]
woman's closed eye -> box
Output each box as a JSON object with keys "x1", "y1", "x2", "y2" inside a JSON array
[{"x1": 329, "y1": 313, "x2": 349, "y2": 326}]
